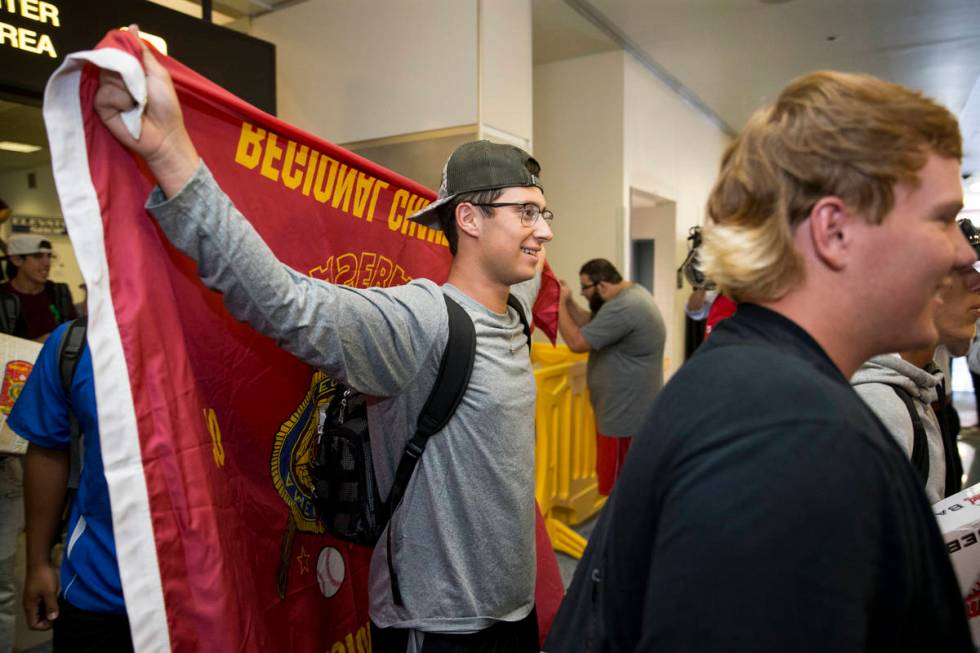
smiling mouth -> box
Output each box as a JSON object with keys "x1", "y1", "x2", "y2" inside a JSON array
[{"x1": 521, "y1": 247, "x2": 539, "y2": 257}]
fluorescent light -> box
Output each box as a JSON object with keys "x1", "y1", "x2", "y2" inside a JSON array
[{"x1": 0, "y1": 142, "x2": 41, "y2": 153}]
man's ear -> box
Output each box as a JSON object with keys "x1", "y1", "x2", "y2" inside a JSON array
[
  {"x1": 455, "y1": 202, "x2": 481, "y2": 240},
  {"x1": 807, "y1": 196, "x2": 851, "y2": 270}
]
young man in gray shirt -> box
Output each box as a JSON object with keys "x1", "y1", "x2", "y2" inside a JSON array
[
  {"x1": 95, "y1": 33, "x2": 553, "y2": 652},
  {"x1": 557, "y1": 258, "x2": 665, "y2": 495}
]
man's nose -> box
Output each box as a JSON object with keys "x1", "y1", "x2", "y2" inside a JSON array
[{"x1": 534, "y1": 219, "x2": 553, "y2": 242}]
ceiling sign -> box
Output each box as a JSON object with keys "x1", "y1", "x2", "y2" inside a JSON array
[{"x1": 0, "y1": 0, "x2": 60, "y2": 58}]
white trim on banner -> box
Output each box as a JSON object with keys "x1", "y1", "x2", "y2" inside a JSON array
[{"x1": 43, "y1": 48, "x2": 170, "y2": 652}]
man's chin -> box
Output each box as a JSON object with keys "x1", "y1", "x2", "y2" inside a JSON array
[
  {"x1": 939, "y1": 331, "x2": 973, "y2": 357},
  {"x1": 891, "y1": 322, "x2": 940, "y2": 356}
]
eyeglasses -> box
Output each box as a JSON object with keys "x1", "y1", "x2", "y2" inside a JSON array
[{"x1": 471, "y1": 202, "x2": 554, "y2": 228}]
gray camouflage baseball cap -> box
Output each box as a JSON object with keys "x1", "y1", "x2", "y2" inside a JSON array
[{"x1": 409, "y1": 140, "x2": 543, "y2": 227}]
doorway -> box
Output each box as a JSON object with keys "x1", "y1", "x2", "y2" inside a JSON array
[{"x1": 629, "y1": 188, "x2": 676, "y2": 373}]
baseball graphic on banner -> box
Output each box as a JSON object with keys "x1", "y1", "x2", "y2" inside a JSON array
[{"x1": 317, "y1": 546, "x2": 346, "y2": 598}]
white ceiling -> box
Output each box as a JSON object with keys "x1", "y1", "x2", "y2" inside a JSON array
[
  {"x1": 5, "y1": 1, "x2": 979, "y2": 179},
  {"x1": 533, "y1": 0, "x2": 980, "y2": 178},
  {"x1": 147, "y1": 0, "x2": 308, "y2": 23}
]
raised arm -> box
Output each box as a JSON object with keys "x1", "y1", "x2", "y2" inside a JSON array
[
  {"x1": 94, "y1": 26, "x2": 199, "y2": 198},
  {"x1": 557, "y1": 280, "x2": 592, "y2": 352},
  {"x1": 94, "y1": 27, "x2": 441, "y2": 395}
]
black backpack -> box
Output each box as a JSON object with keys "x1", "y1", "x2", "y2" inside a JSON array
[
  {"x1": 543, "y1": 490, "x2": 613, "y2": 653},
  {"x1": 312, "y1": 292, "x2": 530, "y2": 607},
  {"x1": 892, "y1": 382, "x2": 962, "y2": 499},
  {"x1": 0, "y1": 292, "x2": 18, "y2": 335},
  {"x1": 891, "y1": 385, "x2": 930, "y2": 485}
]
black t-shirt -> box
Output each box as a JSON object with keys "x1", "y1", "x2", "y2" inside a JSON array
[
  {"x1": 0, "y1": 281, "x2": 77, "y2": 339},
  {"x1": 601, "y1": 304, "x2": 971, "y2": 652}
]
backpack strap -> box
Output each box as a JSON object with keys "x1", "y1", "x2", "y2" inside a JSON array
[
  {"x1": 890, "y1": 385, "x2": 929, "y2": 485},
  {"x1": 932, "y1": 374, "x2": 963, "y2": 496},
  {"x1": 48, "y1": 282, "x2": 75, "y2": 325},
  {"x1": 57, "y1": 316, "x2": 88, "y2": 492},
  {"x1": 386, "y1": 293, "x2": 476, "y2": 606},
  {"x1": 0, "y1": 291, "x2": 20, "y2": 335},
  {"x1": 507, "y1": 293, "x2": 531, "y2": 350}
]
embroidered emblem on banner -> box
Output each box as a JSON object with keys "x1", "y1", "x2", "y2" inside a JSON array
[{"x1": 272, "y1": 371, "x2": 338, "y2": 598}]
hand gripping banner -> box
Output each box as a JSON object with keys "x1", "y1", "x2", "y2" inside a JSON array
[{"x1": 43, "y1": 30, "x2": 562, "y2": 652}]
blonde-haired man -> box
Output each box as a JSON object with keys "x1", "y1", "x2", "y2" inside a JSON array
[{"x1": 565, "y1": 72, "x2": 976, "y2": 651}]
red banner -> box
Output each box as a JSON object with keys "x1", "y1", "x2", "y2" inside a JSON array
[{"x1": 43, "y1": 30, "x2": 561, "y2": 652}]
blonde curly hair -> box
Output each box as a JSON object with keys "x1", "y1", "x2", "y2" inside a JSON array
[{"x1": 700, "y1": 70, "x2": 961, "y2": 303}]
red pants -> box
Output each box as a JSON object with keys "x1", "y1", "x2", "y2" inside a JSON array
[{"x1": 596, "y1": 432, "x2": 631, "y2": 496}]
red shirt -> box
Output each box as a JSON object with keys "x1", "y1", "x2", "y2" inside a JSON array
[
  {"x1": 0, "y1": 281, "x2": 76, "y2": 340},
  {"x1": 705, "y1": 294, "x2": 737, "y2": 338}
]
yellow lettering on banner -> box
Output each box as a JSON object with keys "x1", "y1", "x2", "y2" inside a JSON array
[
  {"x1": 281, "y1": 142, "x2": 308, "y2": 190},
  {"x1": 313, "y1": 155, "x2": 338, "y2": 203},
  {"x1": 345, "y1": 633, "x2": 356, "y2": 652},
  {"x1": 365, "y1": 181, "x2": 388, "y2": 223},
  {"x1": 372, "y1": 255, "x2": 393, "y2": 287},
  {"x1": 308, "y1": 252, "x2": 410, "y2": 289},
  {"x1": 387, "y1": 189, "x2": 408, "y2": 232},
  {"x1": 308, "y1": 256, "x2": 333, "y2": 281},
  {"x1": 329, "y1": 643, "x2": 345, "y2": 653},
  {"x1": 355, "y1": 252, "x2": 376, "y2": 287},
  {"x1": 352, "y1": 174, "x2": 374, "y2": 219},
  {"x1": 401, "y1": 196, "x2": 426, "y2": 237},
  {"x1": 427, "y1": 223, "x2": 441, "y2": 243},
  {"x1": 203, "y1": 408, "x2": 225, "y2": 468},
  {"x1": 234, "y1": 122, "x2": 265, "y2": 170},
  {"x1": 229, "y1": 121, "x2": 446, "y2": 248},
  {"x1": 331, "y1": 165, "x2": 357, "y2": 212},
  {"x1": 357, "y1": 623, "x2": 371, "y2": 652},
  {"x1": 334, "y1": 253, "x2": 358, "y2": 286},
  {"x1": 301, "y1": 151, "x2": 320, "y2": 197},
  {"x1": 390, "y1": 265, "x2": 412, "y2": 287},
  {"x1": 260, "y1": 133, "x2": 284, "y2": 182}
]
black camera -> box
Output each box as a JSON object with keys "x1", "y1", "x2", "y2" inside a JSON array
[
  {"x1": 677, "y1": 226, "x2": 709, "y2": 289},
  {"x1": 959, "y1": 218, "x2": 980, "y2": 258}
]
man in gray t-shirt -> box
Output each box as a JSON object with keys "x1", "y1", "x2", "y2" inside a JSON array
[
  {"x1": 95, "y1": 35, "x2": 554, "y2": 653},
  {"x1": 557, "y1": 259, "x2": 665, "y2": 495}
]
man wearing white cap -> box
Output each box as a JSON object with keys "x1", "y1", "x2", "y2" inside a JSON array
[
  {"x1": 0, "y1": 233, "x2": 77, "y2": 651},
  {"x1": 0, "y1": 234, "x2": 76, "y2": 341},
  {"x1": 94, "y1": 31, "x2": 554, "y2": 652}
]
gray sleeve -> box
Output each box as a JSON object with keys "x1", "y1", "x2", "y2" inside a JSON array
[
  {"x1": 145, "y1": 161, "x2": 444, "y2": 397},
  {"x1": 852, "y1": 384, "x2": 914, "y2": 458},
  {"x1": 581, "y1": 300, "x2": 629, "y2": 350}
]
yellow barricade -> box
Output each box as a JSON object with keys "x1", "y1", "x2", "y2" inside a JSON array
[{"x1": 533, "y1": 343, "x2": 606, "y2": 559}]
